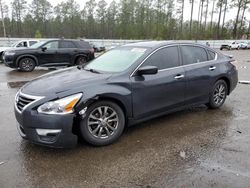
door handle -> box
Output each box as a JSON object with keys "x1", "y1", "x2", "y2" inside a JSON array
[
  {"x1": 209, "y1": 66, "x2": 216, "y2": 71},
  {"x1": 174, "y1": 74, "x2": 184, "y2": 80}
]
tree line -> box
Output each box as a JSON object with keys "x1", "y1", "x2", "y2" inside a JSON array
[{"x1": 0, "y1": 0, "x2": 249, "y2": 40}]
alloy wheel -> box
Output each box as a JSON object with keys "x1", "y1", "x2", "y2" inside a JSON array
[
  {"x1": 213, "y1": 83, "x2": 226, "y2": 106},
  {"x1": 20, "y1": 59, "x2": 34, "y2": 71},
  {"x1": 87, "y1": 106, "x2": 119, "y2": 139},
  {"x1": 77, "y1": 57, "x2": 87, "y2": 65}
]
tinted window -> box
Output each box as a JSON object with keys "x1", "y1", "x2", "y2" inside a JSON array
[
  {"x1": 180, "y1": 46, "x2": 208, "y2": 65},
  {"x1": 43, "y1": 41, "x2": 59, "y2": 49},
  {"x1": 77, "y1": 41, "x2": 91, "y2": 49},
  {"x1": 29, "y1": 41, "x2": 38, "y2": 46},
  {"x1": 143, "y1": 46, "x2": 179, "y2": 70},
  {"x1": 207, "y1": 50, "x2": 216, "y2": 60},
  {"x1": 60, "y1": 41, "x2": 76, "y2": 48},
  {"x1": 16, "y1": 42, "x2": 27, "y2": 47}
]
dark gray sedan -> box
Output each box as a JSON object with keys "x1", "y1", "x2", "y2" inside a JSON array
[{"x1": 14, "y1": 41, "x2": 238, "y2": 148}]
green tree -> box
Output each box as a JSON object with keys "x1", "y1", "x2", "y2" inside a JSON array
[
  {"x1": 12, "y1": 0, "x2": 27, "y2": 36},
  {"x1": 30, "y1": 0, "x2": 52, "y2": 36},
  {"x1": 96, "y1": 0, "x2": 107, "y2": 38},
  {"x1": 35, "y1": 29, "x2": 42, "y2": 38}
]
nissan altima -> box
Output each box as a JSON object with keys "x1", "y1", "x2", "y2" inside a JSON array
[{"x1": 14, "y1": 41, "x2": 238, "y2": 148}]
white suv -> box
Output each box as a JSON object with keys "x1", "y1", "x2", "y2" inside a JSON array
[
  {"x1": 220, "y1": 41, "x2": 240, "y2": 50},
  {"x1": 0, "y1": 40, "x2": 39, "y2": 61}
]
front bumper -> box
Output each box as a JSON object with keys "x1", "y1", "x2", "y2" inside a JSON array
[
  {"x1": 15, "y1": 105, "x2": 78, "y2": 148},
  {"x1": 3, "y1": 55, "x2": 16, "y2": 68}
]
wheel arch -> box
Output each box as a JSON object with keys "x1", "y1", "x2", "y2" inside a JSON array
[
  {"x1": 73, "y1": 95, "x2": 129, "y2": 138},
  {"x1": 215, "y1": 77, "x2": 230, "y2": 95},
  {"x1": 89, "y1": 96, "x2": 128, "y2": 121},
  {"x1": 16, "y1": 55, "x2": 39, "y2": 66}
]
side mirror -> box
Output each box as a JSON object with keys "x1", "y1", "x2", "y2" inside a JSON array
[
  {"x1": 137, "y1": 66, "x2": 158, "y2": 75},
  {"x1": 41, "y1": 46, "x2": 47, "y2": 51}
]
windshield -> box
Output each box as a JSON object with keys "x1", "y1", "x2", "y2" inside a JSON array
[
  {"x1": 29, "y1": 41, "x2": 47, "y2": 48},
  {"x1": 11, "y1": 42, "x2": 19, "y2": 47},
  {"x1": 84, "y1": 47, "x2": 147, "y2": 73}
]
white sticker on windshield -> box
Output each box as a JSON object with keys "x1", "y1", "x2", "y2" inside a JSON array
[{"x1": 131, "y1": 48, "x2": 147, "y2": 53}]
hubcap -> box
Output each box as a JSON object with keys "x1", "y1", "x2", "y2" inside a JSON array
[
  {"x1": 87, "y1": 106, "x2": 119, "y2": 139},
  {"x1": 21, "y1": 59, "x2": 33, "y2": 70},
  {"x1": 213, "y1": 84, "x2": 226, "y2": 105}
]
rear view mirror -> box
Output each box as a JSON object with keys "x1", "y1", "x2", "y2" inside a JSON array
[{"x1": 137, "y1": 66, "x2": 158, "y2": 75}]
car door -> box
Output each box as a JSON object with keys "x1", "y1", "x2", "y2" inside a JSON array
[
  {"x1": 57, "y1": 41, "x2": 78, "y2": 64},
  {"x1": 38, "y1": 41, "x2": 59, "y2": 65},
  {"x1": 131, "y1": 46, "x2": 186, "y2": 118},
  {"x1": 180, "y1": 45, "x2": 219, "y2": 104}
]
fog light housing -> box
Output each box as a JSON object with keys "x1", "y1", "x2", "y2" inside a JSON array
[{"x1": 36, "y1": 129, "x2": 62, "y2": 143}]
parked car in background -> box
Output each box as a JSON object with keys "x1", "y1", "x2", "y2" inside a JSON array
[
  {"x1": 90, "y1": 42, "x2": 106, "y2": 52},
  {"x1": 14, "y1": 41, "x2": 238, "y2": 148},
  {"x1": 239, "y1": 41, "x2": 249, "y2": 49},
  {"x1": 220, "y1": 41, "x2": 240, "y2": 50},
  {"x1": 0, "y1": 40, "x2": 39, "y2": 62},
  {"x1": 3, "y1": 39, "x2": 95, "y2": 72}
]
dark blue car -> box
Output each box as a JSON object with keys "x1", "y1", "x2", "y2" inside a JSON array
[{"x1": 14, "y1": 41, "x2": 238, "y2": 148}]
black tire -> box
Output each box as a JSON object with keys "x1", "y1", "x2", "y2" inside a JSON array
[
  {"x1": 207, "y1": 80, "x2": 228, "y2": 109},
  {"x1": 19, "y1": 57, "x2": 36, "y2": 72},
  {"x1": 75, "y1": 56, "x2": 87, "y2": 66},
  {"x1": 80, "y1": 101, "x2": 125, "y2": 146}
]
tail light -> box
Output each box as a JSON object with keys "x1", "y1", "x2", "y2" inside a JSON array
[
  {"x1": 90, "y1": 48, "x2": 95, "y2": 53},
  {"x1": 229, "y1": 59, "x2": 238, "y2": 70}
]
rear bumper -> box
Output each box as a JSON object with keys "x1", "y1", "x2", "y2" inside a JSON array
[
  {"x1": 229, "y1": 69, "x2": 238, "y2": 94},
  {"x1": 15, "y1": 107, "x2": 78, "y2": 148}
]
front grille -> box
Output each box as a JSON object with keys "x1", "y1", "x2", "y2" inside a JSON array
[{"x1": 16, "y1": 94, "x2": 35, "y2": 112}]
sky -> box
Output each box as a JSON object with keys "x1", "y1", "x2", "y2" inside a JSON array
[{"x1": 6, "y1": 0, "x2": 250, "y2": 23}]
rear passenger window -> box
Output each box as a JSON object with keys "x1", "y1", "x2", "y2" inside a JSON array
[
  {"x1": 143, "y1": 46, "x2": 179, "y2": 70},
  {"x1": 180, "y1": 46, "x2": 208, "y2": 65},
  {"x1": 29, "y1": 41, "x2": 38, "y2": 46},
  {"x1": 77, "y1": 41, "x2": 91, "y2": 49},
  {"x1": 207, "y1": 50, "x2": 216, "y2": 61},
  {"x1": 60, "y1": 41, "x2": 76, "y2": 48}
]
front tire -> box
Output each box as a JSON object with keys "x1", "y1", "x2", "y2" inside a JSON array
[
  {"x1": 207, "y1": 80, "x2": 228, "y2": 109},
  {"x1": 19, "y1": 57, "x2": 36, "y2": 72},
  {"x1": 80, "y1": 101, "x2": 125, "y2": 146}
]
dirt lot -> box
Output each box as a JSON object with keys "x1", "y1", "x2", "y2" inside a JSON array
[{"x1": 0, "y1": 50, "x2": 250, "y2": 188}]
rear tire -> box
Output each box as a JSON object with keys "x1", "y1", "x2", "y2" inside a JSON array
[
  {"x1": 207, "y1": 80, "x2": 228, "y2": 109},
  {"x1": 80, "y1": 101, "x2": 125, "y2": 146},
  {"x1": 76, "y1": 56, "x2": 87, "y2": 66},
  {"x1": 19, "y1": 57, "x2": 36, "y2": 72}
]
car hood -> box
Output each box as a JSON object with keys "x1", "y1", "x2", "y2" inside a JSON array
[{"x1": 21, "y1": 67, "x2": 112, "y2": 96}]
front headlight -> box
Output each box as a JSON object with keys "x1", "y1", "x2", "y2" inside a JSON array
[
  {"x1": 37, "y1": 93, "x2": 82, "y2": 115},
  {"x1": 5, "y1": 51, "x2": 15, "y2": 56}
]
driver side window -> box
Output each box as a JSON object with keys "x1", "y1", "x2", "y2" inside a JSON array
[
  {"x1": 17, "y1": 42, "x2": 27, "y2": 47},
  {"x1": 143, "y1": 46, "x2": 180, "y2": 70},
  {"x1": 43, "y1": 41, "x2": 59, "y2": 49}
]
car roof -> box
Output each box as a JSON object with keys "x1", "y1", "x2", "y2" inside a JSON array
[
  {"x1": 124, "y1": 41, "x2": 172, "y2": 48},
  {"x1": 123, "y1": 41, "x2": 208, "y2": 49}
]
